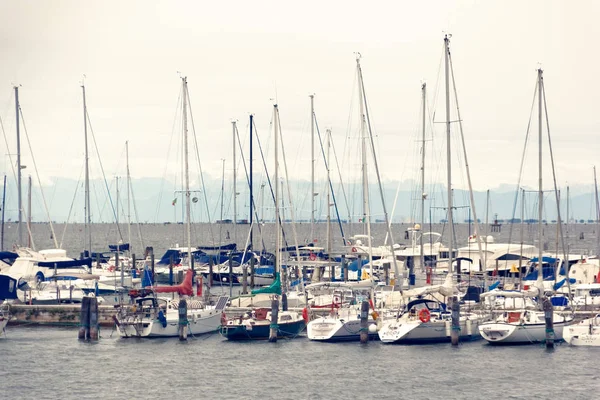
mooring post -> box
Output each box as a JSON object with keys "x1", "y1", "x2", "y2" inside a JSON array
[
  {"x1": 150, "y1": 247, "x2": 155, "y2": 282},
  {"x1": 242, "y1": 265, "x2": 248, "y2": 295},
  {"x1": 209, "y1": 257, "x2": 214, "y2": 288},
  {"x1": 178, "y1": 297, "x2": 188, "y2": 341},
  {"x1": 228, "y1": 254, "x2": 233, "y2": 298},
  {"x1": 343, "y1": 259, "x2": 348, "y2": 283},
  {"x1": 268, "y1": 298, "x2": 280, "y2": 342},
  {"x1": 282, "y1": 292, "x2": 288, "y2": 311},
  {"x1": 249, "y1": 256, "x2": 255, "y2": 289},
  {"x1": 169, "y1": 255, "x2": 174, "y2": 286},
  {"x1": 78, "y1": 296, "x2": 90, "y2": 340},
  {"x1": 451, "y1": 295, "x2": 460, "y2": 346},
  {"x1": 384, "y1": 264, "x2": 389, "y2": 286},
  {"x1": 132, "y1": 253, "x2": 136, "y2": 277},
  {"x1": 360, "y1": 299, "x2": 369, "y2": 343},
  {"x1": 543, "y1": 296, "x2": 555, "y2": 349},
  {"x1": 89, "y1": 296, "x2": 99, "y2": 340}
]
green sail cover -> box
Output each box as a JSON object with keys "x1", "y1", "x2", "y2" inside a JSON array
[{"x1": 251, "y1": 272, "x2": 281, "y2": 295}]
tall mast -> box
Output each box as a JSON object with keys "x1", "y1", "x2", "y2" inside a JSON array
[
  {"x1": 82, "y1": 84, "x2": 92, "y2": 255},
  {"x1": 116, "y1": 177, "x2": 119, "y2": 224},
  {"x1": 249, "y1": 114, "x2": 254, "y2": 250},
  {"x1": 310, "y1": 94, "x2": 315, "y2": 242},
  {"x1": 1, "y1": 175, "x2": 6, "y2": 251},
  {"x1": 357, "y1": 56, "x2": 373, "y2": 269},
  {"x1": 27, "y1": 175, "x2": 32, "y2": 248},
  {"x1": 232, "y1": 121, "x2": 237, "y2": 239},
  {"x1": 420, "y1": 82, "x2": 426, "y2": 274},
  {"x1": 594, "y1": 167, "x2": 599, "y2": 257},
  {"x1": 182, "y1": 77, "x2": 192, "y2": 267},
  {"x1": 126, "y1": 140, "x2": 131, "y2": 253},
  {"x1": 519, "y1": 188, "x2": 524, "y2": 289},
  {"x1": 566, "y1": 185, "x2": 570, "y2": 269},
  {"x1": 274, "y1": 105, "x2": 280, "y2": 274},
  {"x1": 326, "y1": 128, "x2": 332, "y2": 255},
  {"x1": 537, "y1": 68, "x2": 544, "y2": 290},
  {"x1": 220, "y1": 158, "x2": 225, "y2": 246},
  {"x1": 444, "y1": 35, "x2": 454, "y2": 276},
  {"x1": 15, "y1": 86, "x2": 22, "y2": 247}
]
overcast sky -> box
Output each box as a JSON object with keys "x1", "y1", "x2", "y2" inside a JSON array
[{"x1": 1, "y1": 0, "x2": 599, "y2": 196}]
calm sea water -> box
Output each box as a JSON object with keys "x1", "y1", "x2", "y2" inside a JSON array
[
  {"x1": 3, "y1": 221, "x2": 599, "y2": 257},
  {"x1": 1, "y1": 326, "x2": 598, "y2": 400},
  {"x1": 1, "y1": 223, "x2": 599, "y2": 400}
]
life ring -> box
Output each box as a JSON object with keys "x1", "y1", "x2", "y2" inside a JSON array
[
  {"x1": 108, "y1": 265, "x2": 116, "y2": 272},
  {"x1": 332, "y1": 295, "x2": 341, "y2": 308},
  {"x1": 418, "y1": 308, "x2": 431, "y2": 323},
  {"x1": 309, "y1": 253, "x2": 316, "y2": 261},
  {"x1": 351, "y1": 247, "x2": 357, "y2": 253}
]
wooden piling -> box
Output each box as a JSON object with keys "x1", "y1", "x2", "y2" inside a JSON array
[
  {"x1": 451, "y1": 296, "x2": 460, "y2": 346},
  {"x1": 178, "y1": 298, "x2": 188, "y2": 341},
  {"x1": 542, "y1": 296, "x2": 554, "y2": 349},
  {"x1": 169, "y1": 255, "x2": 174, "y2": 285},
  {"x1": 383, "y1": 264, "x2": 389, "y2": 286},
  {"x1": 242, "y1": 265, "x2": 248, "y2": 295},
  {"x1": 268, "y1": 298, "x2": 280, "y2": 342},
  {"x1": 89, "y1": 296, "x2": 99, "y2": 340},
  {"x1": 78, "y1": 296, "x2": 90, "y2": 340},
  {"x1": 149, "y1": 247, "x2": 155, "y2": 282},
  {"x1": 228, "y1": 254, "x2": 233, "y2": 298},
  {"x1": 343, "y1": 259, "x2": 348, "y2": 283},
  {"x1": 249, "y1": 257, "x2": 255, "y2": 289},
  {"x1": 281, "y1": 293, "x2": 288, "y2": 311},
  {"x1": 209, "y1": 258, "x2": 214, "y2": 287},
  {"x1": 360, "y1": 300, "x2": 369, "y2": 343}
]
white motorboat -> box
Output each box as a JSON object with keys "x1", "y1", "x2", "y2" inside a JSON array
[
  {"x1": 570, "y1": 283, "x2": 600, "y2": 308},
  {"x1": 563, "y1": 314, "x2": 600, "y2": 346},
  {"x1": 18, "y1": 280, "x2": 92, "y2": 305}
]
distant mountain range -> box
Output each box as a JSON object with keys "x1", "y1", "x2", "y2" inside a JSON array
[{"x1": 1, "y1": 176, "x2": 597, "y2": 224}]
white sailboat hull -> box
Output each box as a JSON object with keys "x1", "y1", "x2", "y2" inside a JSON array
[
  {"x1": 479, "y1": 320, "x2": 570, "y2": 344},
  {"x1": 116, "y1": 308, "x2": 222, "y2": 338},
  {"x1": 378, "y1": 316, "x2": 482, "y2": 344},
  {"x1": 563, "y1": 316, "x2": 600, "y2": 346},
  {"x1": 307, "y1": 315, "x2": 377, "y2": 342}
]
